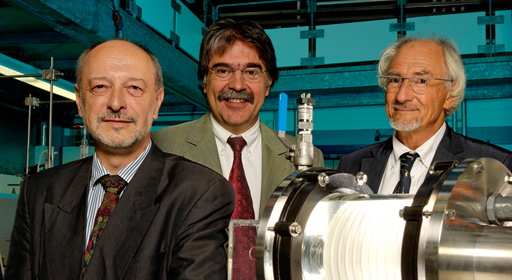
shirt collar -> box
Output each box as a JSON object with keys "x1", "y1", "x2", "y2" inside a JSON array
[
  {"x1": 391, "y1": 122, "x2": 446, "y2": 167},
  {"x1": 211, "y1": 115, "x2": 261, "y2": 154},
  {"x1": 90, "y1": 140, "x2": 152, "y2": 186}
]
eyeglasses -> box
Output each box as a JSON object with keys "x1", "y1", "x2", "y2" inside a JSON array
[
  {"x1": 209, "y1": 66, "x2": 267, "y2": 81},
  {"x1": 377, "y1": 75, "x2": 453, "y2": 94}
]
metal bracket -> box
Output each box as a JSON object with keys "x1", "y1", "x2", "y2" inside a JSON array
[
  {"x1": 300, "y1": 57, "x2": 324, "y2": 67},
  {"x1": 126, "y1": 0, "x2": 142, "y2": 20},
  {"x1": 168, "y1": 30, "x2": 180, "y2": 47},
  {"x1": 24, "y1": 96, "x2": 40, "y2": 107},
  {"x1": 478, "y1": 44, "x2": 505, "y2": 54},
  {"x1": 389, "y1": 22, "x2": 415, "y2": 32},
  {"x1": 42, "y1": 69, "x2": 61, "y2": 82},
  {"x1": 477, "y1": 15, "x2": 504, "y2": 25},
  {"x1": 171, "y1": 0, "x2": 182, "y2": 14},
  {"x1": 213, "y1": 7, "x2": 218, "y2": 23},
  {"x1": 300, "y1": 29, "x2": 324, "y2": 39},
  {"x1": 308, "y1": 0, "x2": 317, "y2": 13}
]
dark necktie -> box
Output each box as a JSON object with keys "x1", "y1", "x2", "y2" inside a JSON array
[
  {"x1": 83, "y1": 175, "x2": 127, "y2": 271},
  {"x1": 393, "y1": 152, "x2": 420, "y2": 194},
  {"x1": 227, "y1": 137, "x2": 257, "y2": 280}
]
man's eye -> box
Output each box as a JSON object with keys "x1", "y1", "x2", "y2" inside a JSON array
[
  {"x1": 216, "y1": 68, "x2": 232, "y2": 75},
  {"x1": 412, "y1": 78, "x2": 428, "y2": 85},
  {"x1": 389, "y1": 77, "x2": 401, "y2": 84},
  {"x1": 126, "y1": 85, "x2": 144, "y2": 96},
  {"x1": 244, "y1": 69, "x2": 259, "y2": 77},
  {"x1": 91, "y1": 85, "x2": 109, "y2": 95}
]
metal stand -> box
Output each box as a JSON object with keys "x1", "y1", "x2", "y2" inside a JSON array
[{"x1": 1, "y1": 57, "x2": 64, "y2": 173}]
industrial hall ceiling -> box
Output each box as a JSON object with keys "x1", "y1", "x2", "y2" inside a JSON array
[{"x1": 0, "y1": 0, "x2": 511, "y2": 128}]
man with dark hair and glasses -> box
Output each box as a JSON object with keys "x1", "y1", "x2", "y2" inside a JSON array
[
  {"x1": 153, "y1": 19, "x2": 323, "y2": 212},
  {"x1": 337, "y1": 36, "x2": 512, "y2": 194},
  {"x1": 152, "y1": 18, "x2": 323, "y2": 277}
]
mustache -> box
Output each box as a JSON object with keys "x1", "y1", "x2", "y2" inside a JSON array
[
  {"x1": 217, "y1": 89, "x2": 255, "y2": 104},
  {"x1": 391, "y1": 103, "x2": 420, "y2": 110},
  {"x1": 98, "y1": 111, "x2": 137, "y2": 122}
]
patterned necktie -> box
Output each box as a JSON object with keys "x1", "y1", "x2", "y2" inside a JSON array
[
  {"x1": 83, "y1": 175, "x2": 127, "y2": 272},
  {"x1": 227, "y1": 137, "x2": 257, "y2": 280},
  {"x1": 393, "y1": 152, "x2": 420, "y2": 194}
]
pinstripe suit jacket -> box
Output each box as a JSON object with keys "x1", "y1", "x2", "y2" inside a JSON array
[{"x1": 6, "y1": 144, "x2": 234, "y2": 280}]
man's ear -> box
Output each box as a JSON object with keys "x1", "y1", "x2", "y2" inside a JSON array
[
  {"x1": 265, "y1": 78, "x2": 273, "y2": 97},
  {"x1": 153, "y1": 87, "x2": 165, "y2": 120},
  {"x1": 444, "y1": 83, "x2": 456, "y2": 110},
  {"x1": 74, "y1": 84, "x2": 83, "y2": 117}
]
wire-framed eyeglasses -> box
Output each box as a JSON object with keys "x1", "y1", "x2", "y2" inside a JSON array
[
  {"x1": 377, "y1": 75, "x2": 453, "y2": 94},
  {"x1": 209, "y1": 66, "x2": 267, "y2": 81}
]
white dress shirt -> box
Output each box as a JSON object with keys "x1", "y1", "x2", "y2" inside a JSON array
[
  {"x1": 211, "y1": 118, "x2": 263, "y2": 219},
  {"x1": 378, "y1": 123, "x2": 447, "y2": 194}
]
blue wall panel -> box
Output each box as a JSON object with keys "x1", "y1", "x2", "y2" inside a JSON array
[
  {"x1": 176, "y1": 1, "x2": 203, "y2": 60},
  {"x1": 313, "y1": 105, "x2": 390, "y2": 131},
  {"x1": 409, "y1": 12, "x2": 486, "y2": 55},
  {"x1": 466, "y1": 98, "x2": 512, "y2": 127},
  {"x1": 138, "y1": 0, "x2": 175, "y2": 38},
  {"x1": 316, "y1": 19, "x2": 397, "y2": 65},
  {"x1": 496, "y1": 10, "x2": 512, "y2": 52},
  {"x1": 265, "y1": 26, "x2": 309, "y2": 68}
]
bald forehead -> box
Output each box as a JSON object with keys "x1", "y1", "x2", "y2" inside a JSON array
[{"x1": 87, "y1": 40, "x2": 151, "y2": 63}]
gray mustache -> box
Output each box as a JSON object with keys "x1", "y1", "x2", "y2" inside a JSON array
[
  {"x1": 391, "y1": 103, "x2": 420, "y2": 110},
  {"x1": 217, "y1": 90, "x2": 255, "y2": 104},
  {"x1": 99, "y1": 112, "x2": 136, "y2": 122}
]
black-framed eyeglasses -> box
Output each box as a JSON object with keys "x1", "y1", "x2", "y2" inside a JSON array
[
  {"x1": 377, "y1": 75, "x2": 453, "y2": 95},
  {"x1": 209, "y1": 66, "x2": 267, "y2": 81}
]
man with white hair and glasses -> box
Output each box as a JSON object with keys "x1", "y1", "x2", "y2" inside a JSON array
[{"x1": 337, "y1": 35, "x2": 512, "y2": 194}]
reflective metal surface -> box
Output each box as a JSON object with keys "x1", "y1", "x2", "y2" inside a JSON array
[
  {"x1": 302, "y1": 195, "x2": 413, "y2": 280},
  {"x1": 258, "y1": 158, "x2": 512, "y2": 280},
  {"x1": 423, "y1": 158, "x2": 512, "y2": 280}
]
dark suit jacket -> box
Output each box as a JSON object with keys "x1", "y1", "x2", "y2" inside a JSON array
[
  {"x1": 337, "y1": 125, "x2": 512, "y2": 193},
  {"x1": 6, "y1": 144, "x2": 234, "y2": 280},
  {"x1": 151, "y1": 113, "x2": 324, "y2": 217}
]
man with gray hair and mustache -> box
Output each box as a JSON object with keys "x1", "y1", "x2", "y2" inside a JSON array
[
  {"x1": 337, "y1": 35, "x2": 512, "y2": 195},
  {"x1": 152, "y1": 18, "x2": 323, "y2": 278}
]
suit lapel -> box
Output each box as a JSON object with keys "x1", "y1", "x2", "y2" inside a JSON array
[
  {"x1": 44, "y1": 160, "x2": 91, "y2": 280},
  {"x1": 183, "y1": 113, "x2": 222, "y2": 174},
  {"x1": 83, "y1": 146, "x2": 163, "y2": 279},
  {"x1": 432, "y1": 124, "x2": 463, "y2": 162},
  {"x1": 361, "y1": 139, "x2": 393, "y2": 194},
  {"x1": 260, "y1": 123, "x2": 294, "y2": 215}
]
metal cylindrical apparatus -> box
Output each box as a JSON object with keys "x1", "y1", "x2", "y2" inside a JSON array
[{"x1": 256, "y1": 158, "x2": 512, "y2": 280}]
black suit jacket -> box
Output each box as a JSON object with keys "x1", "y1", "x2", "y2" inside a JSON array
[
  {"x1": 337, "y1": 125, "x2": 512, "y2": 193},
  {"x1": 6, "y1": 144, "x2": 235, "y2": 280}
]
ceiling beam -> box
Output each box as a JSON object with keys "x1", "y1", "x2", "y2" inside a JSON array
[
  {"x1": 5, "y1": 0, "x2": 208, "y2": 110},
  {"x1": 0, "y1": 32, "x2": 75, "y2": 45}
]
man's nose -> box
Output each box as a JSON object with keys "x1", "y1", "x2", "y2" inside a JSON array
[
  {"x1": 395, "y1": 79, "x2": 415, "y2": 103},
  {"x1": 107, "y1": 87, "x2": 127, "y2": 112},
  {"x1": 228, "y1": 70, "x2": 247, "y2": 92}
]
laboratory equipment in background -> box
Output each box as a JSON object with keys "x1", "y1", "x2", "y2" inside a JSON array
[{"x1": 251, "y1": 93, "x2": 512, "y2": 280}]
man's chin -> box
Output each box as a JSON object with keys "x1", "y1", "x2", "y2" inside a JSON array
[
  {"x1": 389, "y1": 118, "x2": 422, "y2": 132},
  {"x1": 90, "y1": 129, "x2": 148, "y2": 150}
]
